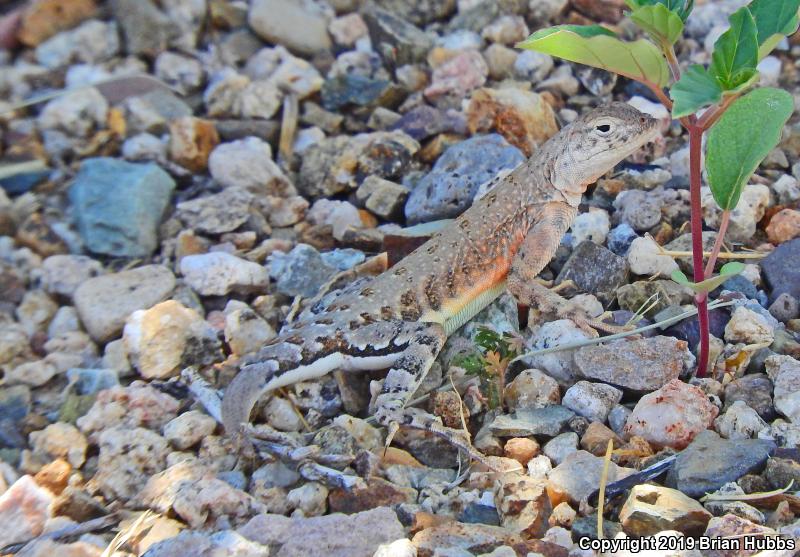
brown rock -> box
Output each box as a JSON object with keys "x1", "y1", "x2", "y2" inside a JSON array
[
  {"x1": 52, "y1": 486, "x2": 109, "y2": 522},
  {"x1": 467, "y1": 87, "x2": 559, "y2": 156},
  {"x1": 430, "y1": 390, "x2": 466, "y2": 429},
  {"x1": 619, "y1": 484, "x2": 712, "y2": 537},
  {"x1": 33, "y1": 458, "x2": 71, "y2": 495},
  {"x1": 16, "y1": 213, "x2": 68, "y2": 257},
  {"x1": 572, "y1": 0, "x2": 626, "y2": 23},
  {"x1": 580, "y1": 421, "x2": 623, "y2": 456},
  {"x1": 169, "y1": 117, "x2": 220, "y2": 172},
  {"x1": 328, "y1": 478, "x2": 416, "y2": 514},
  {"x1": 511, "y1": 540, "x2": 569, "y2": 557},
  {"x1": 766, "y1": 208, "x2": 800, "y2": 244},
  {"x1": 18, "y1": 0, "x2": 97, "y2": 46},
  {"x1": 494, "y1": 473, "x2": 552, "y2": 539},
  {"x1": 503, "y1": 437, "x2": 540, "y2": 465},
  {"x1": 703, "y1": 513, "x2": 780, "y2": 554}
]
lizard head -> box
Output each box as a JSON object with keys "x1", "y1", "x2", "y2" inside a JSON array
[{"x1": 552, "y1": 102, "x2": 660, "y2": 203}]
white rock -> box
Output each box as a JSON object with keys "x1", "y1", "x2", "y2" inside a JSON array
[
  {"x1": 724, "y1": 306, "x2": 775, "y2": 345},
  {"x1": 268, "y1": 48, "x2": 324, "y2": 99},
  {"x1": 154, "y1": 51, "x2": 204, "y2": 94},
  {"x1": 562, "y1": 381, "x2": 623, "y2": 423},
  {"x1": 5, "y1": 360, "x2": 57, "y2": 387},
  {"x1": 627, "y1": 236, "x2": 679, "y2": 277},
  {"x1": 29, "y1": 423, "x2": 88, "y2": 467},
  {"x1": 542, "y1": 432, "x2": 579, "y2": 465},
  {"x1": 203, "y1": 69, "x2": 250, "y2": 117},
  {"x1": 765, "y1": 355, "x2": 800, "y2": 424},
  {"x1": 15, "y1": 290, "x2": 58, "y2": 336},
  {"x1": 124, "y1": 300, "x2": 220, "y2": 379},
  {"x1": 758, "y1": 56, "x2": 782, "y2": 86},
  {"x1": 48, "y1": 306, "x2": 81, "y2": 338},
  {"x1": 527, "y1": 454, "x2": 553, "y2": 479},
  {"x1": 208, "y1": 137, "x2": 295, "y2": 196},
  {"x1": 504, "y1": 368, "x2": 561, "y2": 411},
  {"x1": 570, "y1": 208, "x2": 610, "y2": 245},
  {"x1": 102, "y1": 339, "x2": 132, "y2": 376},
  {"x1": 74, "y1": 265, "x2": 176, "y2": 343},
  {"x1": 224, "y1": 304, "x2": 276, "y2": 356},
  {"x1": 122, "y1": 132, "x2": 168, "y2": 162},
  {"x1": 670, "y1": 146, "x2": 691, "y2": 178},
  {"x1": 180, "y1": 252, "x2": 269, "y2": 296},
  {"x1": 37, "y1": 255, "x2": 104, "y2": 299},
  {"x1": 248, "y1": 0, "x2": 333, "y2": 56},
  {"x1": 373, "y1": 538, "x2": 417, "y2": 557},
  {"x1": 523, "y1": 320, "x2": 592, "y2": 386},
  {"x1": 773, "y1": 174, "x2": 800, "y2": 205},
  {"x1": 307, "y1": 199, "x2": 363, "y2": 241},
  {"x1": 287, "y1": 482, "x2": 329, "y2": 516},
  {"x1": 236, "y1": 80, "x2": 283, "y2": 120},
  {"x1": 35, "y1": 20, "x2": 119, "y2": 69},
  {"x1": 163, "y1": 410, "x2": 218, "y2": 450},
  {"x1": 329, "y1": 14, "x2": 368, "y2": 47},
  {"x1": 701, "y1": 185, "x2": 770, "y2": 243},
  {"x1": 294, "y1": 127, "x2": 326, "y2": 155},
  {"x1": 264, "y1": 396, "x2": 305, "y2": 432},
  {"x1": 714, "y1": 400, "x2": 769, "y2": 440},
  {"x1": 38, "y1": 87, "x2": 108, "y2": 138},
  {"x1": 0, "y1": 476, "x2": 54, "y2": 548}
]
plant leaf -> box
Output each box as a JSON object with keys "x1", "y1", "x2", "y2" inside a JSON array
[
  {"x1": 748, "y1": 0, "x2": 800, "y2": 58},
  {"x1": 630, "y1": 3, "x2": 685, "y2": 45},
  {"x1": 516, "y1": 25, "x2": 670, "y2": 87},
  {"x1": 706, "y1": 87, "x2": 794, "y2": 210},
  {"x1": 671, "y1": 262, "x2": 747, "y2": 294},
  {"x1": 710, "y1": 7, "x2": 759, "y2": 90},
  {"x1": 670, "y1": 65, "x2": 723, "y2": 118},
  {"x1": 624, "y1": 0, "x2": 694, "y2": 21}
]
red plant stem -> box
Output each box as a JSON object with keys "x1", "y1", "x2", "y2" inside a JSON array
[
  {"x1": 704, "y1": 210, "x2": 731, "y2": 279},
  {"x1": 688, "y1": 124, "x2": 710, "y2": 377}
]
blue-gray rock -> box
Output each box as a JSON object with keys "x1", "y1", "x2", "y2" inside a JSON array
[
  {"x1": 321, "y1": 248, "x2": 366, "y2": 271},
  {"x1": 0, "y1": 169, "x2": 50, "y2": 195},
  {"x1": 556, "y1": 241, "x2": 629, "y2": 304},
  {"x1": 717, "y1": 275, "x2": 759, "y2": 301},
  {"x1": 607, "y1": 223, "x2": 638, "y2": 256},
  {"x1": 269, "y1": 243, "x2": 337, "y2": 298},
  {"x1": 390, "y1": 105, "x2": 466, "y2": 141},
  {"x1": 69, "y1": 158, "x2": 175, "y2": 257},
  {"x1": 663, "y1": 307, "x2": 730, "y2": 350},
  {"x1": 66, "y1": 368, "x2": 120, "y2": 395},
  {"x1": 405, "y1": 134, "x2": 524, "y2": 224},
  {"x1": 723, "y1": 373, "x2": 776, "y2": 422},
  {"x1": 666, "y1": 430, "x2": 776, "y2": 498},
  {"x1": 761, "y1": 238, "x2": 800, "y2": 303},
  {"x1": 459, "y1": 503, "x2": 501, "y2": 526},
  {"x1": 0, "y1": 385, "x2": 31, "y2": 423},
  {"x1": 217, "y1": 470, "x2": 248, "y2": 490},
  {"x1": 364, "y1": 7, "x2": 434, "y2": 67},
  {"x1": 321, "y1": 74, "x2": 398, "y2": 111}
]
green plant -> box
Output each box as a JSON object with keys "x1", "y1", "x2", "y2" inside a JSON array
[
  {"x1": 454, "y1": 327, "x2": 522, "y2": 409},
  {"x1": 517, "y1": 0, "x2": 798, "y2": 376}
]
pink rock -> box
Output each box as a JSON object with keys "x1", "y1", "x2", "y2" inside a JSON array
[
  {"x1": 77, "y1": 381, "x2": 179, "y2": 438},
  {"x1": 424, "y1": 50, "x2": 487, "y2": 101},
  {"x1": 0, "y1": 475, "x2": 54, "y2": 548},
  {"x1": 766, "y1": 208, "x2": 800, "y2": 244},
  {"x1": 623, "y1": 379, "x2": 719, "y2": 449}
]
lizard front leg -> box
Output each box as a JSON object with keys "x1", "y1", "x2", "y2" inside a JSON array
[
  {"x1": 372, "y1": 322, "x2": 487, "y2": 464},
  {"x1": 506, "y1": 202, "x2": 608, "y2": 336}
]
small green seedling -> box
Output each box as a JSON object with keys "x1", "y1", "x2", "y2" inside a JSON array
[
  {"x1": 517, "y1": 0, "x2": 798, "y2": 376},
  {"x1": 454, "y1": 327, "x2": 522, "y2": 409}
]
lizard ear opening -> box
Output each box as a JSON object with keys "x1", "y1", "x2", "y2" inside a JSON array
[{"x1": 595, "y1": 123, "x2": 612, "y2": 134}]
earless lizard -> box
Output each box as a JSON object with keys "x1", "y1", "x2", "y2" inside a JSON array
[{"x1": 222, "y1": 103, "x2": 660, "y2": 458}]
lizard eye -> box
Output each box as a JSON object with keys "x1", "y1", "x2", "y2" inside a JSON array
[{"x1": 596, "y1": 124, "x2": 612, "y2": 133}]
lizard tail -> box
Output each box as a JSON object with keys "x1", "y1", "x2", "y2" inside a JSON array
[{"x1": 221, "y1": 361, "x2": 277, "y2": 437}]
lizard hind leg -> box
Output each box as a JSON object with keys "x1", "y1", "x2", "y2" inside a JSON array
[{"x1": 373, "y1": 322, "x2": 487, "y2": 465}]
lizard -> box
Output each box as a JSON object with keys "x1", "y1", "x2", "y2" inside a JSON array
[{"x1": 221, "y1": 102, "x2": 660, "y2": 460}]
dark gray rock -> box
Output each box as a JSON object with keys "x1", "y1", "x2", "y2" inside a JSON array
[
  {"x1": 269, "y1": 244, "x2": 338, "y2": 298},
  {"x1": 723, "y1": 373, "x2": 776, "y2": 422},
  {"x1": 764, "y1": 457, "x2": 800, "y2": 490},
  {"x1": 556, "y1": 241, "x2": 628, "y2": 304},
  {"x1": 761, "y1": 237, "x2": 800, "y2": 303},
  {"x1": 489, "y1": 405, "x2": 575, "y2": 437},
  {"x1": 572, "y1": 514, "x2": 623, "y2": 541},
  {"x1": 364, "y1": 7, "x2": 434, "y2": 67},
  {"x1": 405, "y1": 134, "x2": 524, "y2": 224},
  {"x1": 390, "y1": 106, "x2": 466, "y2": 141},
  {"x1": 662, "y1": 307, "x2": 730, "y2": 350},
  {"x1": 666, "y1": 430, "x2": 776, "y2": 498},
  {"x1": 607, "y1": 223, "x2": 638, "y2": 256},
  {"x1": 111, "y1": 0, "x2": 176, "y2": 57},
  {"x1": 373, "y1": 0, "x2": 456, "y2": 26},
  {"x1": 0, "y1": 385, "x2": 31, "y2": 424},
  {"x1": 459, "y1": 503, "x2": 501, "y2": 526},
  {"x1": 769, "y1": 293, "x2": 800, "y2": 322},
  {"x1": 321, "y1": 75, "x2": 400, "y2": 111},
  {"x1": 69, "y1": 157, "x2": 176, "y2": 257}
]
